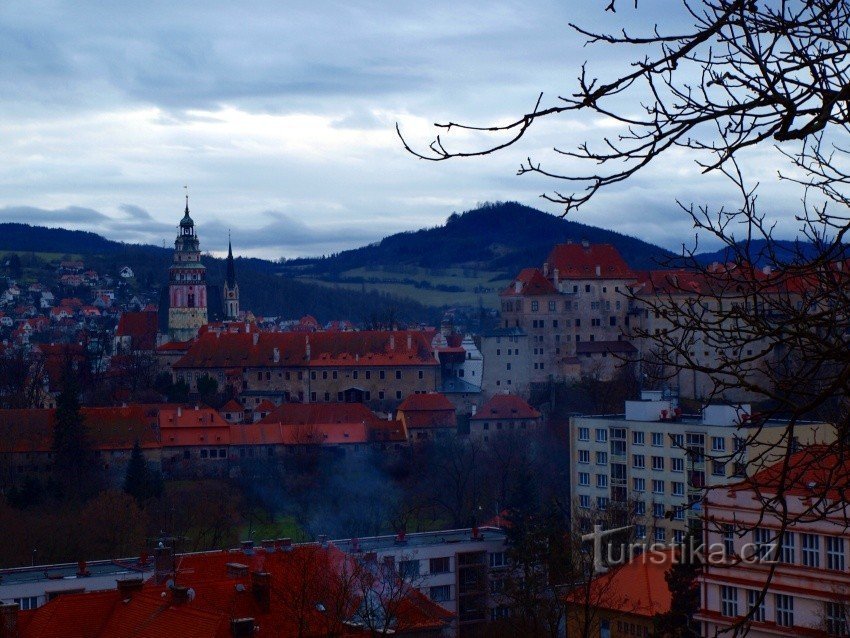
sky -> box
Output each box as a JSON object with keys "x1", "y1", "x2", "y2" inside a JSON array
[{"x1": 0, "y1": 1, "x2": 810, "y2": 259}]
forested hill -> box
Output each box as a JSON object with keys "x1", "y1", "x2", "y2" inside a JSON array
[
  {"x1": 0, "y1": 223, "x2": 436, "y2": 324},
  {"x1": 282, "y1": 202, "x2": 677, "y2": 276}
]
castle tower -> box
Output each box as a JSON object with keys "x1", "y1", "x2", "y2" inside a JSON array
[
  {"x1": 223, "y1": 234, "x2": 239, "y2": 320},
  {"x1": 167, "y1": 195, "x2": 208, "y2": 341}
]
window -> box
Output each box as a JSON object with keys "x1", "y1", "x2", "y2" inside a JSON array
[
  {"x1": 671, "y1": 458, "x2": 684, "y2": 473},
  {"x1": 826, "y1": 602, "x2": 848, "y2": 636},
  {"x1": 671, "y1": 433, "x2": 684, "y2": 447},
  {"x1": 633, "y1": 454, "x2": 646, "y2": 469},
  {"x1": 711, "y1": 436, "x2": 726, "y2": 452},
  {"x1": 578, "y1": 427, "x2": 590, "y2": 441},
  {"x1": 398, "y1": 560, "x2": 420, "y2": 580},
  {"x1": 654, "y1": 527, "x2": 666, "y2": 542},
  {"x1": 418, "y1": 370, "x2": 424, "y2": 379},
  {"x1": 802, "y1": 533, "x2": 820, "y2": 567},
  {"x1": 775, "y1": 594, "x2": 794, "y2": 627},
  {"x1": 653, "y1": 503, "x2": 665, "y2": 518},
  {"x1": 14, "y1": 597, "x2": 38, "y2": 611},
  {"x1": 531, "y1": 301, "x2": 539, "y2": 311},
  {"x1": 651, "y1": 432, "x2": 664, "y2": 447},
  {"x1": 596, "y1": 428, "x2": 608, "y2": 443},
  {"x1": 652, "y1": 479, "x2": 664, "y2": 494},
  {"x1": 596, "y1": 451, "x2": 608, "y2": 465},
  {"x1": 579, "y1": 495, "x2": 590, "y2": 508},
  {"x1": 379, "y1": 370, "x2": 386, "y2": 380},
  {"x1": 651, "y1": 456, "x2": 664, "y2": 471},
  {"x1": 720, "y1": 586, "x2": 738, "y2": 617},
  {"x1": 633, "y1": 431, "x2": 645, "y2": 446},
  {"x1": 395, "y1": 370, "x2": 402, "y2": 380},
  {"x1": 673, "y1": 529, "x2": 685, "y2": 543},
  {"x1": 578, "y1": 450, "x2": 590, "y2": 464},
  {"x1": 743, "y1": 590, "x2": 765, "y2": 622},
  {"x1": 596, "y1": 474, "x2": 609, "y2": 488},
  {"x1": 579, "y1": 472, "x2": 590, "y2": 486},
  {"x1": 430, "y1": 557, "x2": 450, "y2": 574},
  {"x1": 672, "y1": 481, "x2": 685, "y2": 497},
  {"x1": 828, "y1": 536, "x2": 845, "y2": 571},
  {"x1": 597, "y1": 496, "x2": 609, "y2": 510},
  {"x1": 549, "y1": 300, "x2": 556, "y2": 311},
  {"x1": 489, "y1": 551, "x2": 506, "y2": 568},
  {"x1": 633, "y1": 477, "x2": 646, "y2": 492},
  {"x1": 712, "y1": 460, "x2": 726, "y2": 477},
  {"x1": 780, "y1": 532, "x2": 796, "y2": 564},
  {"x1": 430, "y1": 585, "x2": 451, "y2": 602},
  {"x1": 635, "y1": 524, "x2": 647, "y2": 539},
  {"x1": 753, "y1": 528, "x2": 775, "y2": 561}
]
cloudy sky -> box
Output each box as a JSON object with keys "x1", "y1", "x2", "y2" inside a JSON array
[{"x1": 0, "y1": 1, "x2": 807, "y2": 259}]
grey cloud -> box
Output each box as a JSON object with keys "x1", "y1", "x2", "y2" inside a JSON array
[{"x1": 0, "y1": 206, "x2": 109, "y2": 225}]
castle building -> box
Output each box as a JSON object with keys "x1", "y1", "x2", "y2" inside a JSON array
[
  {"x1": 222, "y1": 236, "x2": 239, "y2": 320},
  {"x1": 167, "y1": 197, "x2": 208, "y2": 342}
]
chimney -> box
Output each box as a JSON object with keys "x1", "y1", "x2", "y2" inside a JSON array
[
  {"x1": 351, "y1": 537, "x2": 361, "y2": 552},
  {"x1": 76, "y1": 560, "x2": 90, "y2": 577},
  {"x1": 231, "y1": 618, "x2": 256, "y2": 637},
  {"x1": 553, "y1": 268, "x2": 559, "y2": 288},
  {"x1": 543, "y1": 262, "x2": 549, "y2": 277},
  {"x1": 116, "y1": 577, "x2": 144, "y2": 598},
  {"x1": 305, "y1": 336, "x2": 311, "y2": 361},
  {"x1": 0, "y1": 603, "x2": 19, "y2": 638},
  {"x1": 280, "y1": 538, "x2": 293, "y2": 552},
  {"x1": 471, "y1": 405, "x2": 477, "y2": 416},
  {"x1": 154, "y1": 545, "x2": 175, "y2": 585},
  {"x1": 471, "y1": 526, "x2": 482, "y2": 540},
  {"x1": 318, "y1": 534, "x2": 329, "y2": 547},
  {"x1": 252, "y1": 332, "x2": 259, "y2": 346},
  {"x1": 241, "y1": 540, "x2": 254, "y2": 555},
  {"x1": 395, "y1": 530, "x2": 407, "y2": 545},
  {"x1": 514, "y1": 281, "x2": 521, "y2": 294},
  {"x1": 176, "y1": 406, "x2": 182, "y2": 418},
  {"x1": 406, "y1": 334, "x2": 412, "y2": 350},
  {"x1": 170, "y1": 584, "x2": 190, "y2": 605},
  {"x1": 581, "y1": 239, "x2": 590, "y2": 249},
  {"x1": 595, "y1": 265, "x2": 601, "y2": 277},
  {"x1": 261, "y1": 539, "x2": 275, "y2": 552},
  {"x1": 273, "y1": 347, "x2": 280, "y2": 363},
  {"x1": 251, "y1": 572, "x2": 271, "y2": 613}
]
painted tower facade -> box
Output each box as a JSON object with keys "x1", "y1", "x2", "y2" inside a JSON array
[
  {"x1": 168, "y1": 197, "x2": 208, "y2": 341},
  {"x1": 222, "y1": 237, "x2": 239, "y2": 320}
]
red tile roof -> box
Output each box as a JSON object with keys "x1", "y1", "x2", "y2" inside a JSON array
[
  {"x1": 471, "y1": 394, "x2": 541, "y2": 421},
  {"x1": 0, "y1": 406, "x2": 160, "y2": 453},
  {"x1": 116, "y1": 311, "x2": 158, "y2": 351},
  {"x1": 220, "y1": 399, "x2": 244, "y2": 413},
  {"x1": 174, "y1": 331, "x2": 438, "y2": 370},
  {"x1": 259, "y1": 403, "x2": 384, "y2": 428},
  {"x1": 19, "y1": 545, "x2": 451, "y2": 637},
  {"x1": 546, "y1": 243, "x2": 636, "y2": 280},
  {"x1": 564, "y1": 548, "x2": 674, "y2": 617},
  {"x1": 397, "y1": 393, "x2": 457, "y2": 430},
  {"x1": 500, "y1": 268, "x2": 557, "y2": 296}
]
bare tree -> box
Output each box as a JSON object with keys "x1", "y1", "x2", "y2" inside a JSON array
[{"x1": 402, "y1": 3, "x2": 850, "y2": 633}]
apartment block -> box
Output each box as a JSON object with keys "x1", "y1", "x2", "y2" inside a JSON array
[{"x1": 569, "y1": 396, "x2": 833, "y2": 543}]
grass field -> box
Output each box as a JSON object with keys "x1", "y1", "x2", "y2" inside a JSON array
[{"x1": 293, "y1": 266, "x2": 511, "y2": 309}]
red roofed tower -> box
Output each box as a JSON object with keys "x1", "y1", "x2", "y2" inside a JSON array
[{"x1": 168, "y1": 193, "x2": 208, "y2": 342}]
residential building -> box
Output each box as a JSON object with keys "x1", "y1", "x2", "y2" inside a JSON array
[
  {"x1": 396, "y1": 392, "x2": 457, "y2": 442},
  {"x1": 171, "y1": 330, "x2": 440, "y2": 410},
  {"x1": 699, "y1": 447, "x2": 850, "y2": 638},
  {"x1": 468, "y1": 394, "x2": 542, "y2": 441},
  {"x1": 333, "y1": 526, "x2": 509, "y2": 637},
  {"x1": 479, "y1": 327, "x2": 531, "y2": 398},
  {"x1": 570, "y1": 397, "x2": 834, "y2": 542}
]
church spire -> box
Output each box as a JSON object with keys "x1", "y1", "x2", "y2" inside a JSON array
[{"x1": 225, "y1": 231, "x2": 236, "y2": 288}]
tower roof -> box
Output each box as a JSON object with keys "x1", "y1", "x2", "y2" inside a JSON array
[
  {"x1": 225, "y1": 236, "x2": 236, "y2": 287},
  {"x1": 180, "y1": 195, "x2": 194, "y2": 228}
]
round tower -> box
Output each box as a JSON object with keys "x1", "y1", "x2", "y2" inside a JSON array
[{"x1": 167, "y1": 194, "x2": 208, "y2": 341}]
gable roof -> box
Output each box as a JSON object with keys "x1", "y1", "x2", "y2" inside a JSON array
[
  {"x1": 546, "y1": 243, "x2": 636, "y2": 280},
  {"x1": 116, "y1": 311, "x2": 159, "y2": 350},
  {"x1": 471, "y1": 394, "x2": 540, "y2": 421},
  {"x1": 501, "y1": 268, "x2": 557, "y2": 297},
  {"x1": 174, "y1": 331, "x2": 438, "y2": 370},
  {"x1": 564, "y1": 548, "x2": 674, "y2": 617}
]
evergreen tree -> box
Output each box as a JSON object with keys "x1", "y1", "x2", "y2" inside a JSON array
[
  {"x1": 52, "y1": 356, "x2": 93, "y2": 501},
  {"x1": 123, "y1": 441, "x2": 147, "y2": 503},
  {"x1": 652, "y1": 532, "x2": 701, "y2": 638}
]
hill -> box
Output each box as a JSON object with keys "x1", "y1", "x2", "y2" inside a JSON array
[
  {"x1": 0, "y1": 223, "x2": 436, "y2": 325},
  {"x1": 692, "y1": 238, "x2": 830, "y2": 267}
]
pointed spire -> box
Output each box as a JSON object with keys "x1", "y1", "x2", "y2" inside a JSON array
[
  {"x1": 180, "y1": 186, "x2": 194, "y2": 228},
  {"x1": 225, "y1": 230, "x2": 237, "y2": 288}
]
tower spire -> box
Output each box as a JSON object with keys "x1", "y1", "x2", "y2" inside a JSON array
[{"x1": 184, "y1": 184, "x2": 189, "y2": 214}]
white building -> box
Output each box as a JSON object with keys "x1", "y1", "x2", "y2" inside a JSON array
[
  {"x1": 570, "y1": 396, "x2": 833, "y2": 543},
  {"x1": 333, "y1": 526, "x2": 508, "y2": 636}
]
